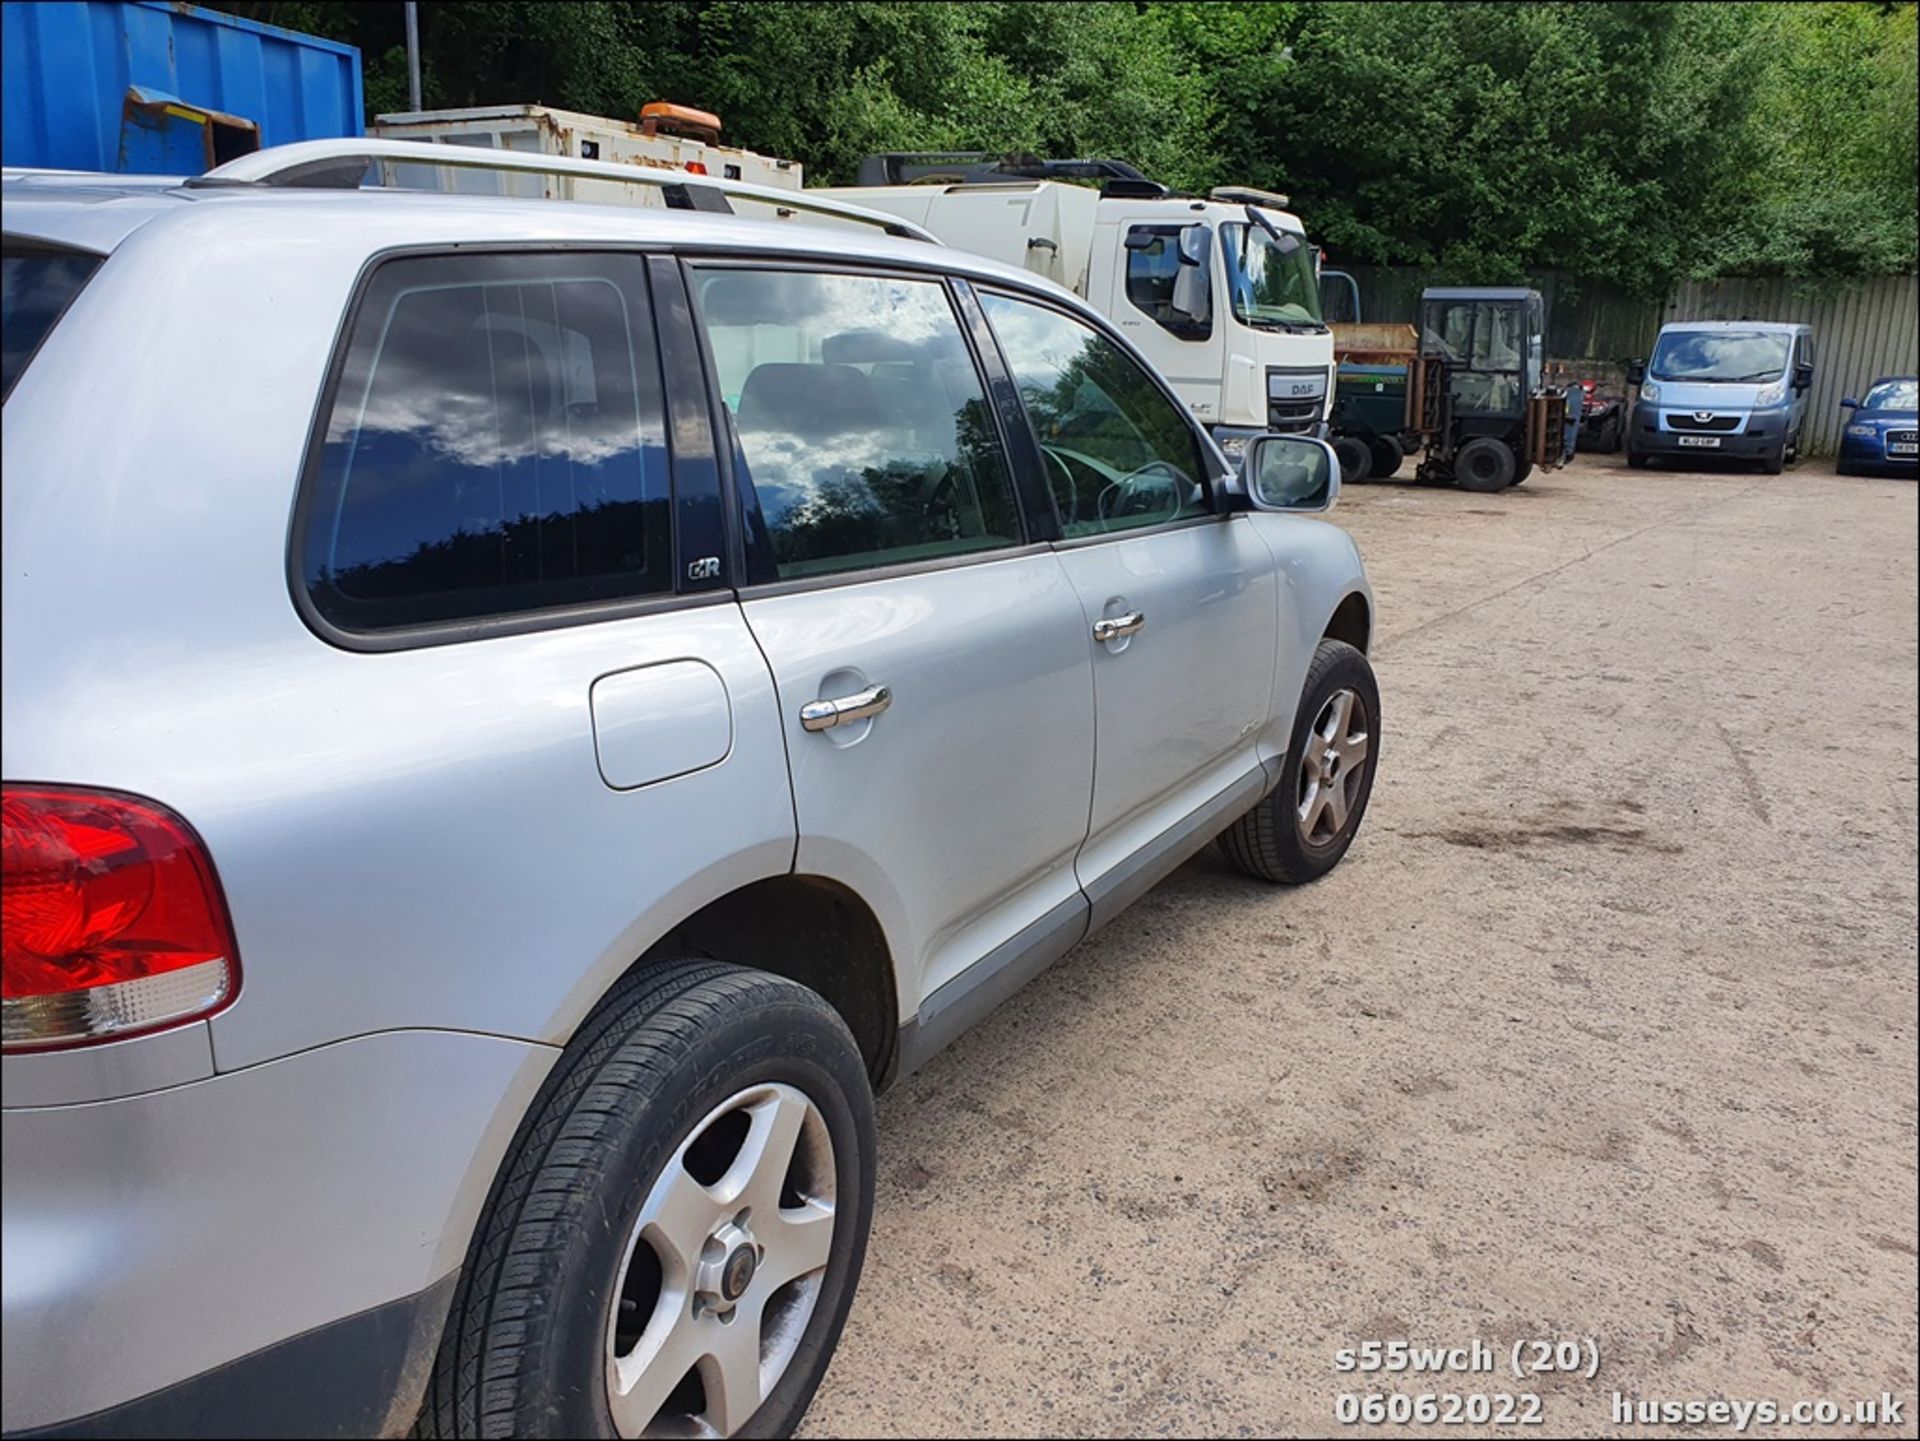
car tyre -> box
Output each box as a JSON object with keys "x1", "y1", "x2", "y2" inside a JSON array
[
  {"x1": 1219, "y1": 639, "x2": 1379, "y2": 885},
  {"x1": 1626, "y1": 446, "x2": 1650, "y2": 469},
  {"x1": 1453, "y1": 437, "x2": 1516, "y2": 492},
  {"x1": 418, "y1": 960, "x2": 876, "y2": 1441},
  {"x1": 1366, "y1": 434, "x2": 1404, "y2": 480},
  {"x1": 1333, "y1": 434, "x2": 1373, "y2": 484},
  {"x1": 1760, "y1": 440, "x2": 1785, "y2": 476}
]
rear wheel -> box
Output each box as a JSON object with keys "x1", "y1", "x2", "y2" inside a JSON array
[
  {"x1": 419, "y1": 961, "x2": 875, "y2": 1440},
  {"x1": 1366, "y1": 434, "x2": 1404, "y2": 480},
  {"x1": 1332, "y1": 434, "x2": 1374, "y2": 484},
  {"x1": 1601, "y1": 411, "x2": 1623, "y2": 452},
  {"x1": 1219, "y1": 639, "x2": 1379, "y2": 884},
  {"x1": 1454, "y1": 436, "x2": 1516, "y2": 492}
]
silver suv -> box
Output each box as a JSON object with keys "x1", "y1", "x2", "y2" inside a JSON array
[{"x1": 1, "y1": 144, "x2": 1377, "y2": 1439}]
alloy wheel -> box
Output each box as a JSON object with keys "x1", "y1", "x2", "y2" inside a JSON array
[
  {"x1": 1297, "y1": 687, "x2": 1371, "y2": 848},
  {"x1": 605, "y1": 1083, "x2": 837, "y2": 1438}
]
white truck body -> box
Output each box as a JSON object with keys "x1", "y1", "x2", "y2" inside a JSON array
[
  {"x1": 369, "y1": 104, "x2": 803, "y2": 204},
  {"x1": 813, "y1": 178, "x2": 1335, "y2": 443}
]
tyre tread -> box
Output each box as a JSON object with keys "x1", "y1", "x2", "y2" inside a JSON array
[{"x1": 416, "y1": 960, "x2": 841, "y2": 1439}]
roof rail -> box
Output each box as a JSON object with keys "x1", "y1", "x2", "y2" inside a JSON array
[{"x1": 185, "y1": 138, "x2": 939, "y2": 243}]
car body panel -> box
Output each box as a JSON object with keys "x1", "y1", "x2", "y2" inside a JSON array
[{"x1": 2, "y1": 1029, "x2": 556, "y2": 1430}]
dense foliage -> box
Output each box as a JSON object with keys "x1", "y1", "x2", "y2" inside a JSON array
[{"x1": 236, "y1": 1, "x2": 1918, "y2": 292}]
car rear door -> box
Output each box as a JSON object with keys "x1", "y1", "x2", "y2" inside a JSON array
[
  {"x1": 687, "y1": 261, "x2": 1097, "y2": 1032},
  {"x1": 974, "y1": 288, "x2": 1279, "y2": 927}
]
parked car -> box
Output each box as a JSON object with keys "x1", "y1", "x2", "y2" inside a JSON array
[
  {"x1": 1, "y1": 142, "x2": 1379, "y2": 1440},
  {"x1": 1625, "y1": 320, "x2": 1814, "y2": 474},
  {"x1": 1837, "y1": 375, "x2": 1919, "y2": 478}
]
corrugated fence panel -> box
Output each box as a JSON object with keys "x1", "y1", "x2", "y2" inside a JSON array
[
  {"x1": 1664, "y1": 274, "x2": 1919, "y2": 455},
  {"x1": 1329, "y1": 266, "x2": 1917, "y2": 456}
]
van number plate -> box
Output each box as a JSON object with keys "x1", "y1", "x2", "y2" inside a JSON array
[{"x1": 1678, "y1": 435, "x2": 1721, "y2": 448}]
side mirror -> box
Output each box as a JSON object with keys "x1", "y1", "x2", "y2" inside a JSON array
[
  {"x1": 1841, "y1": 396, "x2": 1859, "y2": 409},
  {"x1": 1625, "y1": 359, "x2": 1646, "y2": 386},
  {"x1": 1171, "y1": 224, "x2": 1212, "y2": 325},
  {"x1": 1239, "y1": 433, "x2": 1340, "y2": 513},
  {"x1": 1792, "y1": 364, "x2": 1813, "y2": 392}
]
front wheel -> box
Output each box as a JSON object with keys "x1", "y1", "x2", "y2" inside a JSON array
[
  {"x1": 1219, "y1": 639, "x2": 1380, "y2": 884},
  {"x1": 1453, "y1": 436, "x2": 1516, "y2": 492},
  {"x1": 419, "y1": 961, "x2": 876, "y2": 1440}
]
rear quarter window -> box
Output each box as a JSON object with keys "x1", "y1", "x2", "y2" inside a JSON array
[
  {"x1": 298, "y1": 251, "x2": 673, "y2": 635},
  {"x1": 1, "y1": 244, "x2": 104, "y2": 401}
]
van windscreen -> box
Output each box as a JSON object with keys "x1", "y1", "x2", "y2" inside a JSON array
[
  {"x1": 1649, "y1": 330, "x2": 1790, "y2": 384},
  {"x1": 2, "y1": 244, "x2": 104, "y2": 401}
]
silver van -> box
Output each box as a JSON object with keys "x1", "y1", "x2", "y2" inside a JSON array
[{"x1": 1625, "y1": 320, "x2": 1814, "y2": 473}]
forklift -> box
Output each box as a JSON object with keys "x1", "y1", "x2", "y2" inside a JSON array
[{"x1": 1410, "y1": 287, "x2": 1572, "y2": 490}]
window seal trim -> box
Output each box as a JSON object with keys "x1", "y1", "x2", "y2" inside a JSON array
[
  {"x1": 1047, "y1": 511, "x2": 1233, "y2": 552},
  {"x1": 284, "y1": 243, "x2": 700, "y2": 654},
  {"x1": 736, "y1": 540, "x2": 1055, "y2": 602}
]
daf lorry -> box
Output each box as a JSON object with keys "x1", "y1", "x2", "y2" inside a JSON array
[{"x1": 817, "y1": 154, "x2": 1336, "y2": 455}]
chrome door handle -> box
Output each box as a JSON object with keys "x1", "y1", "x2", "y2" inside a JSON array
[
  {"x1": 1092, "y1": 611, "x2": 1146, "y2": 643},
  {"x1": 800, "y1": 684, "x2": 892, "y2": 733}
]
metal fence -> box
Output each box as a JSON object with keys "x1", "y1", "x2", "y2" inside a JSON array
[{"x1": 1327, "y1": 268, "x2": 1919, "y2": 455}]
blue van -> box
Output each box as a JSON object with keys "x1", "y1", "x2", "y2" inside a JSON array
[{"x1": 1625, "y1": 320, "x2": 1814, "y2": 474}]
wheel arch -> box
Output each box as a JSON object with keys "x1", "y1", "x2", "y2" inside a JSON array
[
  {"x1": 1323, "y1": 590, "x2": 1372, "y2": 654},
  {"x1": 631, "y1": 874, "x2": 901, "y2": 1089}
]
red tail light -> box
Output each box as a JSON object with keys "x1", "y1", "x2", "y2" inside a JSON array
[{"x1": 2, "y1": 785, "x2": 239, "y2": 1051}]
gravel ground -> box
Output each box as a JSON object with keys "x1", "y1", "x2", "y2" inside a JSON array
[{"x1": 800, "y1": 454, "x2": 1920, "y2": 1439}]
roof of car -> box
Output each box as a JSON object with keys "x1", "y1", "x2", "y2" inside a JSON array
[{"x1": 0, "y1": 169, "x2": 1076, "y2": 306}]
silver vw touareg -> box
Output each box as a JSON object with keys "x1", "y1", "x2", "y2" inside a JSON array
[{"x1": 2, "y1": 142, "x2": 1377, "y2": 1439}]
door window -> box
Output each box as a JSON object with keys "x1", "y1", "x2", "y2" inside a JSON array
[
  {"x1": 1123, "y1": 225, "x2": 1211, "y2": 339},
  {"x1": 693, "y1": 268, "x2": 1022, "y2": 581},
  {"x1": 300, "y1": 252, "x2": 671, "y2": 633},
  {"x1": 980, "y1": 291, "x2": 1209, "y2": 538}
]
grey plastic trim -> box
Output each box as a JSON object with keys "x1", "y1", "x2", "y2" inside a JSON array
[
  {"x1": 1083, "y1": 762, "x2": 1268, "y2": 934},
  {"x1": 895, "y1": 894, "x2": 1090, "y2": 1078}
]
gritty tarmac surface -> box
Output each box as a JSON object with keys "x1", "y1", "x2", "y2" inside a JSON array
[{"x1": 800, "y1": 454, "x2": 1920, "y2": 1438}]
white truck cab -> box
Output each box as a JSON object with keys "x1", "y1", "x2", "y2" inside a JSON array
[{"x1": 817, "y1": 155, "x2": 1335, "y2": 457}]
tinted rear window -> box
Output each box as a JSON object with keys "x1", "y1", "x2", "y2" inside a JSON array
[
  {"x1": 300, "y1": 251, "x2": 672, "y2": 634},
  {"x1": 1, "y1": 246, "x2": 103, "y2": 401}
]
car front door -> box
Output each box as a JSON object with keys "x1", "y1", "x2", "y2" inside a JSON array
[
  {"x1": 689, "y1": 263, "x2": 1097, "y2": 1031},
  {"x1": 976, "y1": 288, "x2": 1279, "y2": 926}
]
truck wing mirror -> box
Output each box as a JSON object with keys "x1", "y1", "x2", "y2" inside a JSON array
[
  {"x1": 1171, "y1": 224, "x2": 1212, "y2": 326},
  {"x1": 1792, "y1": 363, "x2": 1813, "y2": 392},
  {"x1": 1625, "y1": 359, "x2": 1646, "y2": 386}
]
